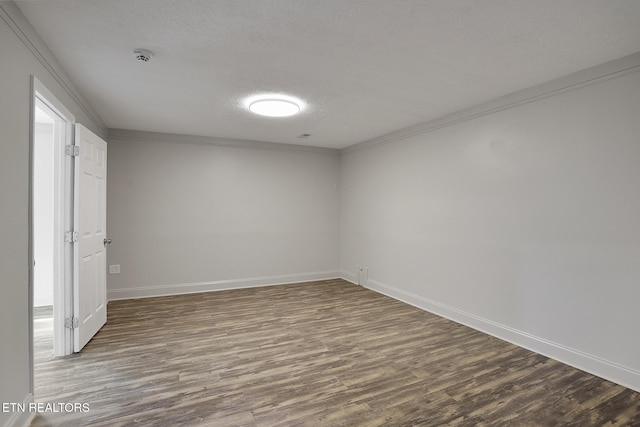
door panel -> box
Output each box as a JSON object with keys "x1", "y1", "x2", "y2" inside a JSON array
[{"x1": 74, "y1": 124, "x2": 107, "y2": 352}]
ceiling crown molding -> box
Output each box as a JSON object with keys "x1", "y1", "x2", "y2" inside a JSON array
[
  {"x1": 0, "y1": 1, "x2": 107, "y2": 135},
  {"x1": 344, "y1": 51, "x2": 640, "y2": 154},
  {"x1": 108, "y1": 129, "x2": 340, "y2": 155}
]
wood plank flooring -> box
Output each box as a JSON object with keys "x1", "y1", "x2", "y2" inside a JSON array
[{"x1": 31, "y1": 279, "x2": 640, "y2": 426}]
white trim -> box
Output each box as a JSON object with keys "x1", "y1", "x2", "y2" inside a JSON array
[
  {"x1": 356, "y1": 275, "x2": 640, "y2": 393},
  {"x1": 3, "y1": 393, "x2": 35, "y2": 427},
  {"x1": 340, "y1": 271, "x2": 358, "y2": 285},
  {"x1": 0, "y1": 2, "x2": 106, "y2": 135},
  {"x1": 107, "y1": 271, "x2": 342, "y2": 301},
  {"x1": 344, "y1": 51, "x2": 640, "y2": 153},
  {"x1": 108, "y1": 129, "x2": 340, "y2": 155},
  {"x1": 33, "y1": 79, "x2": 75, "y2": 125}
]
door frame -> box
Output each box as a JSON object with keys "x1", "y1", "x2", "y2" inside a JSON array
[{"x1": 29, "y1": 76, "x2": 76, "y2": 392}]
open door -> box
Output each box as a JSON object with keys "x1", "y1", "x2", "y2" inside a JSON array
[{"x1": 73, "y1": 124, "x2": 107, "y2": 352}]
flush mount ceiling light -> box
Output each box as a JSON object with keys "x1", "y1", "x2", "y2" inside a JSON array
[
  {"x1": 250, "y1": 99, "x2": 299, "y2": 117},
  {"x1": 244, "y1": 94, "x2": 305, "y2": 118}
]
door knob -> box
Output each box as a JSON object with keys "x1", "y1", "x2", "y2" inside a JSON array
[{"x1": 104, "y1": 238, "x2": 112, "y2": 246}]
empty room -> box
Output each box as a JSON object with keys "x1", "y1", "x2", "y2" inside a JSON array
[{"x1": 2, "y1": 1, "x2": 640, "y2": 426}]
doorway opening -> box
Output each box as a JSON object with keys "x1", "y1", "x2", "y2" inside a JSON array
[
  {"x1": 33, "y1": 99, "x2": 57, "y2": 361},
  {"x1": 30, "y1": 77, "x2": 109, "y2": 403},
  {"x1": 30, "y1": 78, "x2": 76, "y2": 400}
]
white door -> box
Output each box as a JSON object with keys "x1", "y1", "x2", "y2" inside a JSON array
[{"x1": 73, "y1": 124, "x2": 107, "y2": 352}]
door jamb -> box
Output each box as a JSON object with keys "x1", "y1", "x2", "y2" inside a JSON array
[{"x1": 29, "y1": 76, "x2": 76, "y2": 394}]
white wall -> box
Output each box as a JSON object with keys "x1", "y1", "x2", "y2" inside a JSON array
[
  {"x1": 340, "y1": 66, "x2": 640, "y2": 391},
  {"x1": 0, "y1": 4, "x2": 106, "y2": 426},
  {"x1": 33, "y1": 123, "x2": 54, "y2": 307},
  {"x1": 106, "y1": 131, "x2": 340, "y2": 299}
]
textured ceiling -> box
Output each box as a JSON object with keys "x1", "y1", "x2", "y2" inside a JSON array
[{"x1": 15, "y1": 0, "x2": 640, "y2": 149}]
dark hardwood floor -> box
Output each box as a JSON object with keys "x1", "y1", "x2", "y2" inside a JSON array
[{"x1": 31, "y1": 279, "x2": 640, "y2": 426}]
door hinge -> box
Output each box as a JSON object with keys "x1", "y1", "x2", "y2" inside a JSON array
[
  {"x1": 65, "y1": 231, "x2": 78, "y2": 243},
  {"x1": 65, "y1": 317, "x2": 79, "y2": 329},
  {"x1": 65, "y1": 145, "x2": 80, "y2": 156}
]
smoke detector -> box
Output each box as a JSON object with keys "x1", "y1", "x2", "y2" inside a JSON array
[{"x1": 133, "y1": 48, "x2": 153, "y2": 62}]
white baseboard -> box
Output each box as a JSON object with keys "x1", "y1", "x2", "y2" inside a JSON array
[
  {"x1": 358, "y1": 275, "x2": 640, "y2": 393},
  {"x1": 340, "y1": 271, "x2": 358, "y2": 285},
  {"x1": 3, "y1": 393, "x2": 35, "y2": 427},
  {"x1": 107, "y1": 271, "x2": 341, "y2": 301}
]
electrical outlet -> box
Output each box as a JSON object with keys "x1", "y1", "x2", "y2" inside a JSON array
[
  {"x1": 109, "y1": 264, "x2": 120, "y2": 274},
  {"x1": 358, "y1": 266, "x2": 368, "y2": 285}
]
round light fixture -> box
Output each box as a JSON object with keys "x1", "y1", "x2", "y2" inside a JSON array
[{"x1": 249, "y1": 98, "x2": 300, "y2": 117}]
